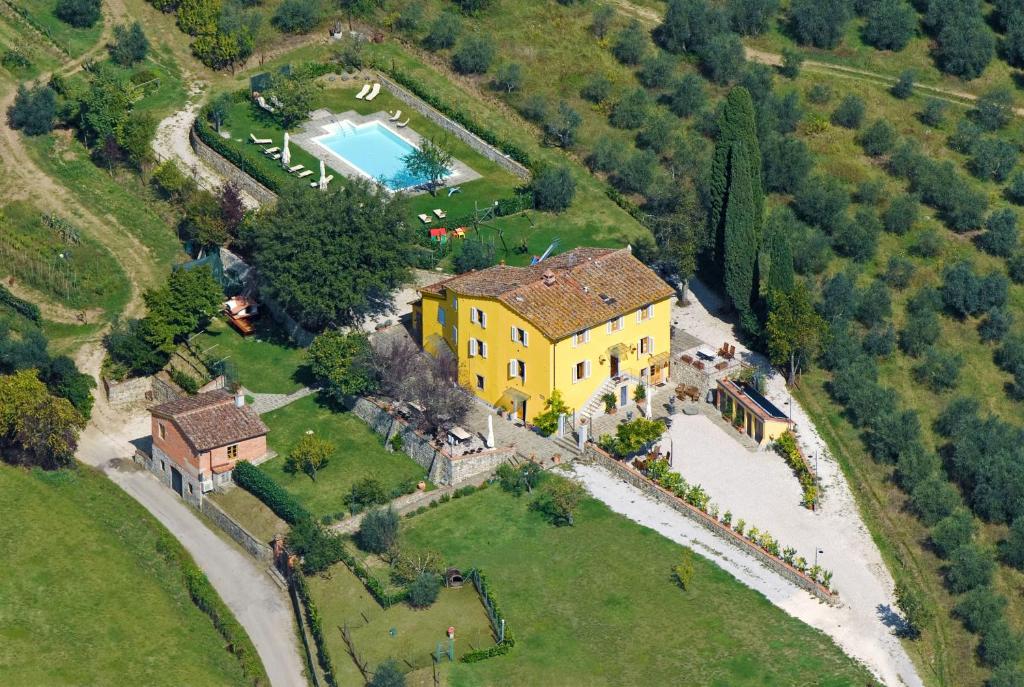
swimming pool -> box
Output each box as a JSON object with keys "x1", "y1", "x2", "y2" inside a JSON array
[{"x1": 312, "y1": 120, "x2": 448, "y2": 191}]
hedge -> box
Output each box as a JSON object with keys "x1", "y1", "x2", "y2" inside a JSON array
[
  {"x1": 193, "y1": 111, "x2": 293, "y2": 195},
  {"x1": 0, "y1": 284, "x2": 41, "y2": 322},
  {"x1": 233, "y1": 461, "x2": 310, "y2": 524},
  {"x1": 292, "y1": 571, "x2": 337, "y2": 687},
  {"x1": 336, "y1": 542, "x2": 409, "y2": 607},
  {"x1": 461, "y1": 568, "x2": 515, "y2": 663}
]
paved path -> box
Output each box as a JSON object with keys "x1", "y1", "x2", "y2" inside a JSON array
[
  {"x1": 75, "y1": 346, "x2": 306, "y2": 687},
  {"x1": 244, "y1": 385, "x2": 316, "y2": 415}
]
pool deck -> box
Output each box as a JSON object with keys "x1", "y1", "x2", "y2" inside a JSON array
[{"x1": 291, "y1": 109, "x2": 481, "y2": 194}]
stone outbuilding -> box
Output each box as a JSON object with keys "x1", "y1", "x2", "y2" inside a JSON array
[{"x1": 146, "y1": 390, "x2": 269, "y2": 506}]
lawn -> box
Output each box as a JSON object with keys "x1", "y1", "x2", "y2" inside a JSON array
[
  {"x1": 308, "y1": 563, "x2": 494, "y2": 685},
  {"x1": 190, "y1": 316, "x2": 312, "y2": 394},
  {"x1": 0, "y1": 464, "x2": 249, "y2": 685},
  {"x1": 209, "y1": 484, "x2": 288, "y2": 543},
  {"x1": 260, "y1": 395, "x2": 428, "y2": 520},
  {"x1": 0, "y1": 15, "x2": 61, "y2": 77},
  {"x1": 10, "y1": 0, "x2": 102, "y2": 58},
  {"x1": 394, "y1": 486, "x2": 876, "y2": 687}
]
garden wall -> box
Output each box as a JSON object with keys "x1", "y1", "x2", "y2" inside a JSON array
[
  {"x1": 201, "y1": 497, "x2": 274, "y2": 564},
  {"x1": 189, "y1": 126, "x2": 278, "y2": 206},
  {"x1": 259, "y1": 291, "x2": 317, "y2": 347},
  {"x1": 581, "y1": 445, "x2": 839, "y2": 605},
  {"x1": 104, "y1": 375, "x2": 153, "y2": 406},
  {"x1": 375, "y1": 73, "x2": 531, "y2": 180}
]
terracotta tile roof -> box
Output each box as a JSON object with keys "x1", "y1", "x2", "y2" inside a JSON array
[
  {"x1": 420, "y1": 248, "x2": 675, "y2": 339},
  {"x1": 152, "y1": 390, "x2": 268, "y2": 452}
]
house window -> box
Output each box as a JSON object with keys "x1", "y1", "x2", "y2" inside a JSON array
[
  {"x1": 188, "y1": 483, "x2": 194, "y2": 495},
  {"x1": 468, "y1": 338, "x2": 478, "y2": 357},
  {"x1": 511, "y1": 327, "x2": 529, "y2": 346},
  {"x1": 637, "y1": 304, "x2": 655, "y2": 321},
  {"x1": 227, "y1": 444, "x2": 238, "y2": 460},
  {"x1": 470, "y1": 307, "x2": 488, "y2": 328},
  {"x1": 452, "y1": 296, "x2": 458, "y2": 311},
  {"x1": 476, "y1": 374, "x2": 485, "y2": 390},
  {"x1": 438, "y1": 307, "x2": 446, "y2": 325},
  {"x1": 158, "y1": 423, "x2": 166, "y2": 440},
  {"x1": 452, "y1": 326, "x2": 458, "y2": 344},
  {"x1": 573, "y1": 329, "x2": 590, "y2": 347},
  {"x1": 639, "y1": 336, "x2": 653, "y2": 355},
  {"x1": 161, "y1": 460, "x2": 166, "y2": 472},
  {"x1": 479, "y1": 341, "x2": 488, "y2": 358},
  {"x1": 572, "y1": 360, "x2": 591, "y2": 383},
  {"x1": 508, "y1": 359, "x2": 526, "y2": 382},
  {"x1": 607, "y1": 316, "x2": 624, "y2": 333}
]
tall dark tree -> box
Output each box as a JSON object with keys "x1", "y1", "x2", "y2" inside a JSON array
[
  {"x1": 109, "y1": 22, "x2": 151, "y2": 66},
  {"x1": 759, "y1": 209, "x2": 795, "y2": 298},
  {"x1": 6, "y1": 84, "x2": 57, "y2": 136},
  {"x1": 656, "y1": 0, "x2": 725, "y2": 55}
]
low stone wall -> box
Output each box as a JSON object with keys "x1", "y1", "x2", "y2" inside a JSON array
[
  {"x1": 201, "y1": 497, "x2": 273, "y2": 563},
  {"x1": 376, "y1": 73, "x2": 531, "y2": 180},
  {"x1": 260, "y1": 291, "x2": 316, "y2": 347},
  {"x1": 152, "y1": 372, "x2": 185, "y2": 404},
  {"x1": 189, "y1": 126, "x2": 278, "y2": 206},
  {"x1": 447, "y1": 447, "x2": 515, "y2": 484},
  {"x1": 581, "y1": 445, "x2": 839, "y2": 605},
  {"x1": 104, "y1": 375, "x2": 152, "y2": 406}
]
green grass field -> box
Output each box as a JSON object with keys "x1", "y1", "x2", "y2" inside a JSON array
[
  {"x1": 11, "y1": 0, "x2": 102, "y2": 58},
  {"x1": 0, "y1": 464, "x2": 249, "y2": 685},
  {"x1": 260, "y1": 395, "x2": 427, "y2": 520},
  {"x1": 190, "y1": 316, "x2": 312, "y2": 394},
  {"x1": 394, "y1": 486, "x2": 876, "y2": 687}
]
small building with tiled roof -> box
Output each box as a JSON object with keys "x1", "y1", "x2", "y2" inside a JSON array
[
  {"x1": 716, "y1": 378, "x2": 792, "y2": 446},
  {"x1": 414, "y1": 247, "x2": 675, "y2": 422},
  {"x1": 146, "y1": 390, "x2": 269, "y2": 506}
]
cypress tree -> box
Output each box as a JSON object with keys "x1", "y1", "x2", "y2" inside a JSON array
[
  {"x1": 707, "y1": 86, "x2": 763, "y2": 327},
  {"x1": 760, "y1": 212, "x2": 795, "y2": 297}
]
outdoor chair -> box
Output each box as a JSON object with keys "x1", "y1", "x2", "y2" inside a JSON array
[
  {"x1": 287, "y1": 164, "x2": 304, "y2": 173},
  {"x1": 296, "y1": 170, "x2": 314, "y2": 179},
  {"x1": 389, "y1": 110, "x2": 402, "y2": 121},
  {"x1": 396, "y1": 119, "x2": 410, "y2": 127},
  {"x1": 249, "y1": 134, "x2": 272, "y2": 145},
  {"x1": 681, "y1": 354, "x2": 693, "y2": 364},
  {"x1": 418, "y1": 213, "x2": 432, "y2": 224},
  {"x1": 365, "y1": 83, "x2": 381, "y2": 101},
  {"x1": 263, "y1": 146, "x2": 280, "y2": 155},
  {"x1": 433, "y1": 208, "x2": 447, "y2": 219},
  {"x1": 355, "y1": 83, "x2": 371, "y2": 99}
]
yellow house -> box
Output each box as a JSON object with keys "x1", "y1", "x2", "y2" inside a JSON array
[{"x1": 413, "y1": 247, "x2": 675, "y2": 422}]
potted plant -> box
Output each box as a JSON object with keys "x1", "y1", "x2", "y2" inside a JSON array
[
  {"x1": 633, "y1": 384, "x2": 646, "y2": 403},
  {"x1": 602, "y1": 392, "x2": 617, "y2": 414},
  {"x1": 722, "y1": 510, "x2": 733, "y2": 528}
]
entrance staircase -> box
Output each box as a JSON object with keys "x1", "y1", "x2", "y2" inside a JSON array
[{"x1": 578, "y1": 373, "x2": 641, "y2": 422}]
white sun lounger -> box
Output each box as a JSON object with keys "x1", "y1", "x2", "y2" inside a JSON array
[
  {"x1": 396, "y1": 119, "x2": 409, "y2": 128},
  {"x1": 311, "y1": 175, "x2": 334, "y2": 189},
  {"x1": 355, "y1": 83, "x2": 371, "y2": 99},
  {"x1": 250, "y1": 134, "x2": 272, "y2": 145},
  {"x1": 433, "y1": 208, "x2": 447, "y2": 219},
  {"x1": 263, "y1": 146, "x2": 280, "y2": 155},
  {"x1": 389, "y1": 110, "x2": 402, "y2": 122},
  {"x1": 268, "y1": 153, "x2": 281, "y2": 161},
  {"x1": 365, "y1": 83, "x2": 381, "y2": 101},
  {"x1": 287, "y1": 164, "x2": 304, "y2": 173},
  {"x1": 296, "y1": 169, "x2": 314, "y2": 178},
  {"x1": 418, "y1": 213, "x2": 432, "y2": 224}
]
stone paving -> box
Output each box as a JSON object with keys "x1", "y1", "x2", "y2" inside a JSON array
[{"x1": 243, "y1": 386, "x2": 316, "y2": 415}]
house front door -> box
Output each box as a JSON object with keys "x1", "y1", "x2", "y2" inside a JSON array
[
  {"x1": 170, "y1": 466, "x2": 183, "y2": 497},
  {"x1": 610, "y1": 354, "x2": 619, "y2": 378}
]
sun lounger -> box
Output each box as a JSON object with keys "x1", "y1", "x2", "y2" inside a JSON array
[
  {"x1": 268, "y1": 153, "x2": 281, "y2": 161},
  {"x1": 355, "y1": 83, "x2": 371, "y2": 99},
  {"x1": 296, "y1": 169, "x2": 314, "y2": 178},
  {"x1": 396, "y1": 119, "x2": 409, "y2": 128},
  {"x1": 311, "y1": 175, "x2": 334, "y2": 188},
  {"x1": 389, "y1": 110, "x2": 402, "y2": 121},
  {"x1": 418, "y1": 214, "x2": 432, "y2": 224},
  {"x1": 433, "y1": 208, "x2": 447, "y2": 219},
  {"x1": 447, "y1": 186, "x2": 462, "y2": 197},
  {"x1": 257, "y1": 96, "x2": 275, "y2": 113},
  {"x1": 365, "y1": 83, "x2": 381, "y2": 101},
  {"x1": 263, "y1": 146, "x2": 280, "y2": 155},
  {"x1": 287, "y1": 164, "x2": 305, "y2": 173},
  {"x1": 249, "y1": 134, "x2": 272, "y2": 145}
]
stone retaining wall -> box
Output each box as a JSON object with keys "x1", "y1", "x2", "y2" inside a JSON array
[
  {"x1": 201, "y1": 497, "x2": 273, "y2": 563},
  {"x1": 104, "y1": 375, "x2": 153, "y2": 406},
  {"x1": 260, "y1": 291, "x2": 316, "y2": 347},
  {"x1": 376, "y1": 73, "x2": 531, "y2": 180},
  {"x1": 581, "y1": 444, "x2": 839, "y2": 605},
  {"x1": 190, "y1": 126, "x2": 278, "y2": 206}
]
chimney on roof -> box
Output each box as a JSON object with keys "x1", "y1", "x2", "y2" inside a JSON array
[
  {"x1": 542, "y1": 269, "x2": 556, "y2": 286},
  {"x1": 235, "y1": 392, "x2": 245, "y2": 408}
]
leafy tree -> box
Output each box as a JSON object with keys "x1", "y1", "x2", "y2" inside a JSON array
[
  {"x1": 973, "y1": 87, "x2": 1014, "y2": 131},
  {"x1": 55, "y1": 0, "x2": 101, "y2": 27},
  {"x1": 860, "y1": 119, "x2": 896, "y2": 157},
  {"x1": 613, "y1": 19, "x2": 648, "y2": 65},
  {"x1": 245, "y1": 181, "x2": 411, "y2": 331},
  {"x1": 979, "y1": 209, "x2": 1019, "y2": 257},
  {"x1": 1002, "y1": 517, "x2": 1024, "y2": 569},
  {"x1": 883, "y1": 194, "x2": 919, "y2": 234},
  {"x1": 308, "y1": 330, "x2": 377, "y2": 401},
  {"x1": 758, "y1": 208, "x2": 795, "y2": 297},
  {"x1": 761, "y1": 134, "x2": 811, "y2": 193},
  {"x1": 0, "y1": 370, "x2": 86, "y2": 470},
  {"x1": 369, "y1": 660, "x2": 405, "y2": 687},
  {"x1": 656, "y1": 0, "x2": 726, "y2": 55},
  {"x1": 969, "y1": 137, "x2": 1018, "y2": 182},
  {"x1": 894, "y1": 580, "x2": 932, "y2": 639},
  {"x1": 284, "y1": 433, "x2": 333, "y2": 482},
  {"x1": 531, "y1": 389, "x2": 569, "y2": 437},
  {"x1": 532, "y1": 165, "x2": 576, "y2": 212},
  {"x1": 180, "y1": 189, "x2": 228, "y2": 247},
  {"x1": 402, "y1": 137, "x2": 453, "y2": 195},
  {"x1": 794, "y1": 174, "x2": 849, "y2": 228},
  {"x1": 789, "y1": 0, "x2": 850, "y2": 48},
  {"x1": 357, "y1": 507, "x2": 400, "y2": 554},
  {"x1": 988, "y1": 666, "x2": 1024, "y2": 687},
  {"x1": 780, "y1": 48, "x2": 803, "y2": 78},
  {"x1": 953, "y1": 586, "x2": 1007, "y2": 634},
  {"x1": 935, "y1": 15, "x2": 994, "y2": 80},
  {"x1": 407, "y1": 572, "x2": 441, "y2": 609},
  {"x1": 667, "y1": 73, "x2": 707, "y2": 117},
  {"x1": 587, "y1": 137, "x2": 625, "y2": 173},
  {"x1": 616, "y1": 149, "x2": 657, "y2": 194},
  {"x1": 590, "y1": 3, "x2": 615, "y2": 39},
  {"x1": 1006, "y1": 10, "x2": 1024, "y2": 68},
  {"x1": 543, "y1": 101, "x2": 582, "y2": 148},
  {"x1": 103, "y1": 317, "x2": 172, "y2": 375},
  {"x1": 931, "y1": 509, "x2": 977, "y2": 559},
  {"x1": 638, "y1": 52, "x2": 677, "y2": 88},
  {"x1": 268, "y1": 75, "x2": 316, "y2": 129},
  {"x1": 145, "y1": 265, "x2": 223, "y2": 347},
  {"x1": 287, "y1": 519, "x2": 345, "y2": 574},
  {"x1": 394, "y1": 3, "x2": 422, "y2": 32},
  {"x1": 610, "y1": 88, "x2": 650, "y2": 129},
  {"x1": 979, "y1": 307, "x2": 1013, "y2": 343},
  {"x1": 110, "y1": 22, "x2": 150, "y2": 66},
  {"x1": 832, "y1": 94, "x2": 866, "y2": 129},
  {"x1": 452, "y1": 35, "x2": 494, "y2": 74},
  {"x1": 884, "y1": 255, "x2": 915, "y2": 289},
  {"x1": 6, "y1": 84, "x2": 56, "y2": 136},
  {"x1": 271, "y1": 0, "x2": 321, "y2": 33},
  {"x1": 919, "y1": 99, "x2": 948, "y2": 127},
  {"x1": 581, "y1": 74, "x2": 612, "y2": 104},
  {"x1": 863, "y1": 0, "x2": 916, "y2": 51},
  {"x1": 728, "y1": 0, "x2": 779, "y2": 35},
  {"x1": 423, "y1": 11, "x2": 461, "y2": 51},
  {"x1": 343, "y1": 477, "x2": 387, "y2": 514},
  {"x1": 453, "y1": 240, "x2": 495, "y2": 273},
  {"x1": 492, "y1": 62, "x2": 522, "y2": 93},
  {"x1": 636, "y1": 113, "x2": 675, "y2": 153},
  {"x1": 698, "y1": 33, "x2": 746, "y2": 84},
  {"x1": 598, "y1": 418, "x2": 666, "y2": 457},
  {"x1": 914, "y1": 346, "x2": 962, "y2": 391},
  {"x1": 946, "y1": 543, "x2": 995, "y2": 593},
  {"x1": 911, "y1": 475, "x2": 960, "y2": 525},
  {"x1": 519, "y1": 93, "x2": 549, "y2": 123},
  {"x1": 979, "y1": 620, "x2": 1023, "y2": 668},
  {"x1": 530, "y1": 476, "x2": 587, "y2": 526},
  {"x1": 496, "y1": 461, "x2": 544, "y2": 495},
  {"x1": 766, "y1": 283, "x2": 826, "y2": 384}
]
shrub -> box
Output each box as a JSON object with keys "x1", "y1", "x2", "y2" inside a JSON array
[
  {"x1": 168, "y1": 368, "x2": 200, "y2": 394},
  {"x1": 610, "y1": 88, "x2": 650, "y2": 129},
  {"x1": 55, "y1": 0, "x2": 101, "y2": 27},
  {"x1": 882, "y1": 195, "x2": 919, "y2": 235},
  {"x1": 581, "y1": 74, "x2": 612, "y2": 104},
  {"x1": 834, "y1": 210, "x2": 880, "y2": 262},
  {"x1": 790, "y1": 0, "x2": 850, "y2": 48},
  {"x1": 864, "y1": 0, "x2": 916, "y2": 51},
  {"x1": 979, "y1": 307, "x2": 1013, "y2": 343},
  {"x1": 452, "y1": 35, "x2": 494, "y2": 74},
  {"x1": 344, "y1": 477, "x2": 388, "y2": 514},
  {"x1": 453, "y1": 240, "x2": 496, "y2": 274},
  {"x1": 357, "y1": 508, "x2": 400, "y2": 554},
  {"x1": 931, "y1": 509, "x2": 977, "y2": 559},
  {"x1": 946, "y1": 543, "x2": 995, "y2": 594},
  {"x1": 407, "y1": 571, "x2": 441, "y2": 608},
  {"x1": 884, "y1": 255, "x2": 915, "y2": 289},
  {"x1": 636, "y1": 113, "x2": 675, "y2": 153},
  {"x1": 980, "y1": 620, "x2": 1023, "y2": 668},
  {"x1": 1001, "y1": 517, "x2": 1024, "y2": 569},
  {"x1": 860, "y1": 119, "x2": 896, "y2": 157},
  {"x1": 531, "y1": 389, "x2": 569, "y2": 436},
  {"x1": 919, "y1": 99, "x2": 948, "y2": 128},
  {"x1": 638, "y1": 52, "x2": 676, "y2": 88},
  {"x1": 911, "y1": 475, "x2": 960, "y2": 525},
  {"x1": 423, "y1": 11, "x2": 461, "y2": 51},
  {"x1": 954, "y1": 586, "x2": 1007, "y2": 634},
  {"x1": 530, "y1": 476, "x2": 587, "y2": 526},
  {"x1": 394, "y1": 4, "x2": 422, "y2": 32},
  {"x1": 612, "y1": 18, "x2": 648, "y2": 65},
  {"x1": 890, "y1": 70, "x2": 915, "y2": 99},
  {"x1": 832, "y1": 95, "x2": 865, "y2": 129},
  {"x1": 369, "y1": 659, "x2": 406, "y2": 687},
  {"x1": 598, "y1": 417, "x2": 665, "y2": 458},
  {"x1": 974, "y1": 87, "x2": 1015, "y2": 131},
  {"x1": 233, "y1": 461, "x2": 310, "y2": 524},
  {"x1": 272, "y1": 0, "x2": 321, "y2": 33},
  {"x1": 969, "y1": 137, "x2": 1018, "y2": 182},
  {"x1": 7, "y1": 84, "x2": 57, "y2": 137},
  {"x1": 519, "y1": 93, "x2": 549, "y2": 123},
  {"x1": 287, "y1": 519, "x2": 346, "y2": 574}
]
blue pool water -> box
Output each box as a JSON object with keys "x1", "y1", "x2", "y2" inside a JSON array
[{"x1": 314, "y1": 121, "x2": 447, "y2": 191}]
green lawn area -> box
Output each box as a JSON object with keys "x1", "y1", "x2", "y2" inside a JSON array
[
  {"x1": 190, "y1": 316, "x2": 311, "y2": 394},
  {"x1": 308, "y1": 563, "x2": 494, "y2": 685},
  {"x1": 0, "y1": 464, "x2": 249, "y2": 685},
  {"x1": 0, "y1": 16, "x2": 61, "y2": 77},
  {"x1": 209, "y1": 484, "x2": 288, "y2": 543},
  {"x1": 12, "y1": 0, "x2": 102, "y2": 58},
  {"x1": 260, "y1": 395, "x2": 427, "y2": 520},
  {"x1": 393, "y1": 486, "x2": 875, "y2": 687}
]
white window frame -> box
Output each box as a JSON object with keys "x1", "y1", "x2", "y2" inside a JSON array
[
  {"x1": 452, "y1": 296, "x2": 458, "y2": 311},
  {"x1": 607, "y1": 316, "x2": 624, "y2": 333},
  {"x1": 479, "y1": 310, "x2": 487, "y2": 328},
  {"x1": 468, "y1": 338, "x2": 478, "y2": 357},
  {"x1": 572, "y1": 329, "x2": 590, "y2": 348},
  {"x1": 639, "y1": 336, "x2": 653, "y2": 355},
  {"x1": 508, "y1": 358, "x2": 526, "y2": 382},
  {"x1": 480, "y1": 341, "x2": 488, "y2": 358},
  {"x1": 469, "y1": 307, "x2": 478, "y2": 324},
  {"x1": 452, "y1": 325, "x2": 458, "y2": 345},
  {"x1": 637, "y1": 304, "x2": 655, "y2": 322},
  {"x1": 511, "y1": 326, "x2": 528, "y2": 346},
  {"x1": 572, "y1": 360, "x2": 591, "y2": 383}
]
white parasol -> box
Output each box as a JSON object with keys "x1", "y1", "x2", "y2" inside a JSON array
[
  {"x1": 281, "y1": 131, "x2": 291, "y2": 167},
  {"x1": 318, "y1": 159, "x2": 327, "y2": 190},
  {"x1": 486, "y1": 415, "x2": 495, "y2": 449}
]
